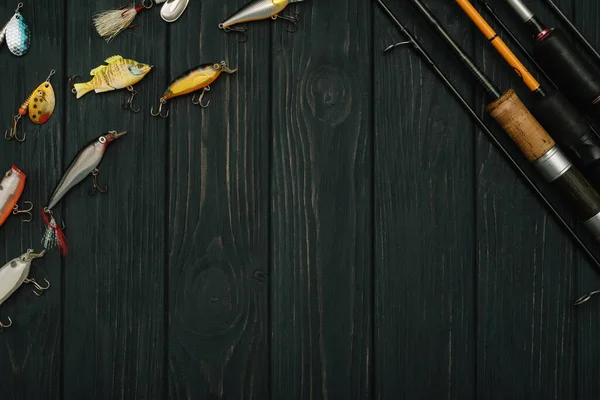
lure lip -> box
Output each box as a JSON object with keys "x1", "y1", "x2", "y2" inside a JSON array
[
  {"x1": 222, "y1": 65, "x2": 238, "y2": 74},
  {"x1": 105, "y1": 130, "x2": 128, "y2": 142},
  {"x1": 10, "y1": 164, "x2": 25, "y2": 177}
]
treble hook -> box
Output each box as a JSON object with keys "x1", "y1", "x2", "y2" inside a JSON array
[
  {"x1": 122, "y1": 86, "x2": 141, "y2": 113},
  {"x1": 0, "y1": 316, "x2": 12, "y2": 330},
  {"x1": 272, "y1": 12, "x2": 300, "y2": 33},
  {"x1": 384, "y1": 41, "x2": 413, "y2": 53},
  {"x1": 68, "y1": 75, "x2": 82, "y2": 95},
  {"x1": 5, "y1": 115, "x2": 26, "y2": 142},
  {"x1": 574, "y1": 289, "x2": 600, "y2": 306},
  {"x1": 12, "y1": 201, "x2": 34, "y2": 223},
  {"x1": 90, "y1": 168, "x2": 108, "y2": 196},
  {"x1": 150, "y1": 98, "x2": 169, "y2": 118},
  {"x1": 24, "y1": 277, "x2": 51, "y2": 297},
  {"x1": 220, "y1": 24, "x2": 248, "y2": 43},
  {"x1": 191, "y1": 86, "x2": 211, "y2": 108}
]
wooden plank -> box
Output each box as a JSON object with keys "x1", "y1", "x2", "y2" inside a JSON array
[
  {"x1": 474, "y1": 0, "x2": 579, "y2": 398},
  {"x1": 270, "y1": 0, "x2": 372, "y2": 398},
  {"x1": 571, "y1": 0, "x2": 600, "y2": 397},
  {"x1": 373, "y1": 1, "x2": 476, "y2": 398},
  {"x1": 0, "y1": 0, "x2": 64, "y2": 397},
  {"x1": 62, "y1": 1, "x2": 166, "y2": 397},
  {"x1": 166, "y1": 1, "x2": 269, "y2": 398}
]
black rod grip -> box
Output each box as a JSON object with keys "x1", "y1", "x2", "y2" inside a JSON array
[
  {"x1": 531, "y1": 90, "x2": 600, "y2": 187},
  {"x1": 533, "y1": 29, "x2": 600, "y2": 114},
  {"x1": 554, "y1": 168, "x2": 600, "y2": 224}
]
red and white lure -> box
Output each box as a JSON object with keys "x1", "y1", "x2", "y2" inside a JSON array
[{"x1": 92, "y1": 0, "x2": 153, "y2": 43}]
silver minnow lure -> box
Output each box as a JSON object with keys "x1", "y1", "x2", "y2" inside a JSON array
[
  {"x1": 42, "y1": 131, "x2": 127, "y2": 256},
  {"x1": 0, "y1": 3, "x2": 31, "y2": 57},
  {"x1": 0, "y1": 249, "x2": 48, "y2": 330},
  {"x1": 219, "y1": 0, "x2": 304, "y2": 31},
  {"x1": 45, "y1": 131, "x2": 127, "y2": 211}
]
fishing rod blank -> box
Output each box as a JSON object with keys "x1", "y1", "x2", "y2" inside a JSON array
[
  {"x1": 455, "y1": 0, "x2": 600, "y2": 190},
  {"x1": 476, "y1": 0, "x2": 555, "y2": 89},
  {"x1": 374, "y1": 0, "x2": 600, "y2": 277},
  {"x1": 504, "y1": 0, "x2": 600, "y2": 118},
  {"x1": 406, "y1": 0, "x2": 600, "y2": 242},
  {"x1": 543, "y1": 0, "x2": 600, "y2": 66}
]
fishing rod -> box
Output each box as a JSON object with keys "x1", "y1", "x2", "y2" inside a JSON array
[
  {"x1": 503, "y1": 0, "x2": 600, "y2": 119},
  {"x1": 405, "y1": 0, "x2": 600, "y2": 244},
  {"x1": 374, "y1": 0, "x2": 600, "y2": 285},
  {"x1": 454, "y1": 0, "x2": 600, "y2": 190},
  {"x1": 543, "y1": 0, "x2": 600, "y2": 66}
]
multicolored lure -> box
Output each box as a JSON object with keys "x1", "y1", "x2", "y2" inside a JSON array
[
  {"x1": 219, "y1": 0, "x2": 304, "y2": 37},
  {"x1": 71, "y1": 55, "x2": 152, "y2": 112},
  {"x1": 41, "y1": 131, "x2": 127, "y2": 256},
  {"x1": 0, "y1": 165, "x2": 32, "y2": 227},
  {"x1": 92, "y1": 1, "x2": 153, "y2": 43},
  {"x1": 150, "y1": 61, "x2": 238, "y2": 118},
  {"x1": 5, "y1": 70, "x2": 56, "y2": 142},
  {"x1": 0, "y1": 3, "x2": 31, "y2": 56},
  {"x1": 0, "y1": 249, "x2": 48, "y2": 330}
]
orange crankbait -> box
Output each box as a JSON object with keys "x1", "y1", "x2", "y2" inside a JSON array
[
  {"x1": 0, "y1": 165, "x2": 32, "y2": 227},
  {"x1": 5, "y1": 69, "x2": 56, "y2": 142},
  {"x1": 150, "y1": 61, "x2": 237, "y2": 118}
]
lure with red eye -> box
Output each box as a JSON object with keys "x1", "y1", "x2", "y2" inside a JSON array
[{"x1": 0, "y1": 165, "x2": 26, "y2": 226}]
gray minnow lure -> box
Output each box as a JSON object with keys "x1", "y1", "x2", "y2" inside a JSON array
[
  {"x1": 0, "y1": 249, "x2": 48, "y2": 330},
  {"x1": 155, "y1": 0, "x2": 189, "y2": 23},
  {"x1": 219, "y1": 0, "x2": 305, "y2": 36},
  {"x1": 0, "y1": 3, "x2": 31, "y2": 57},
  {"x1": 42, "y1": 130, "x2": 127, "y2": 256}
]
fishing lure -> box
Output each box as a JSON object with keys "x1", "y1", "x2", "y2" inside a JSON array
[
  {"x1": 219, "y1": 0, "x2": 304, "y2": 39},
  {"x1": 0, "y1": 3, "x2": 30, "y2": 56},
  {"x1": 70, "y1": 55, "x2": 152, "y2": 112},
  {"x1": 155, "y1": 0, "x2": 189, "y2": 22},
  {"x1": 5, "y1": 69, "x2": 56, "y2": 142},
  {"x1": 93, "y1": 1, "x2": 153, "y2": 43},
  {"x1": 0, "y1": 165, "x2": 33, "y2": 227},
  {"x1": 41, "y1": 130, "x2": 127, "y2": 255},
  {"x1": 151, "y1": 61, "x2": 237, "y2": 118},
  {"x1": 0, "y1": 249, "x2": 49, "y2": 330}
]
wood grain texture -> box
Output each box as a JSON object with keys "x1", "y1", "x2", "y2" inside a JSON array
[
  {"x1": 571, "y1": 1, "x2": 600, "y2": 398},
  {"x1": 62, "y1": 1, "x2": 166, "y2": 398},
  {"x1": 373, "y1": 1, "x2": 476, "y2": 398},
  {"x1": 270, "y1": 1, "x2": 372, "y2": 398},
  {"x1": 474, "y1": 0, "x2": 580, "y2": 398},
  {"x1": 166, "y1": 1, "x2": 269, "y2": 398},
  {"x1": 0, "y1": 0, "x2": 64, "y2": 397}
]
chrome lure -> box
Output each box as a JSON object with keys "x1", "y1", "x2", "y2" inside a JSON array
[
  {"x1": 42, "y1": 131, "x2": 127, "y2": 255},
  {"x1": 151, "y1": 61, "x2": 237, "y2": 118},
  {"x1": 155, "y1": 0, "x2": 189, "y2": 22},
  {"x1": 0, "y1": 3, "x2": 31, "y2": 56},
  {"x1": 0, "y1": 249, "x2": 49, "y2": 330},
  {"x1": 219, "y1": 0, "x2": 304, "y2": 38},
  {"x1": 0, "y1": 165, "x2": 32, "y2": 227}
]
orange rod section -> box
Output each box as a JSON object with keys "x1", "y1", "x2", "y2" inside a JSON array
[{"x1": 455, "y1": 0, "x2": 541, "y2": 92}]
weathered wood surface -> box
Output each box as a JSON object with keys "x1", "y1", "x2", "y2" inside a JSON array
[{"x1": 1, "y1": 0, "x2": 600, "y2": 399}]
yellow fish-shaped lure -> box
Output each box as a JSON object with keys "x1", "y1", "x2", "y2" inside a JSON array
[{"x1": 72, "y1": 55, "x2": 152, "y2": 99}]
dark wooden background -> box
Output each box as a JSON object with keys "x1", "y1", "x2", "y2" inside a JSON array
[{"x1": 1, "y1": 0, "x2": 600, "y2": 398}]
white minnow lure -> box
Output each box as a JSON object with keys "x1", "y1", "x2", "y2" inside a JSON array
[
  {"x1": 155, "y1": 0, "x2": 189, "y2": 23},
  {"x1": 0, "y1": 249, "x2": 48, "y2": 330},
  {"x1": 41, "y1": 131, "x2": 127, "y2": 256},
  {"x1": 219, "y1": 0, "x2": 305, "y2": 37},
  {"x1": 0, "y1": 3, "x2": 31, "y2": 56}
]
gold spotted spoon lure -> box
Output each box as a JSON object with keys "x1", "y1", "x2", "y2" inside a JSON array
[{"x1": 5, "y1": 69, "x2": 56, "y2": 142}]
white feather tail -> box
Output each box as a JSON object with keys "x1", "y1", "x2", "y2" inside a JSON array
[{"x1": 92, "y1": 6, "x2": 139, "y2": 43}]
